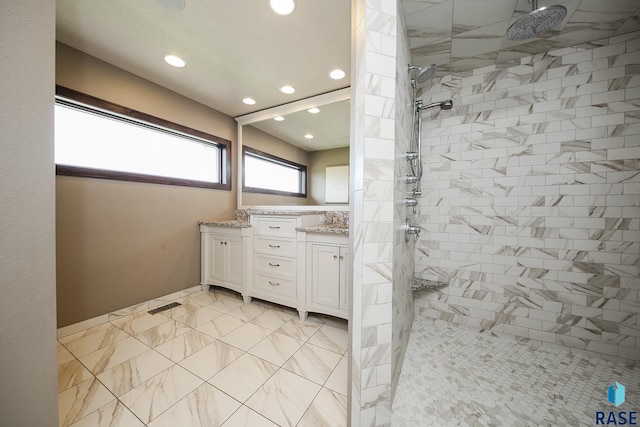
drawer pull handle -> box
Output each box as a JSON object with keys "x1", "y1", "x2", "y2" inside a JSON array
[
  {"x1": 268, "y1": 226, "x2": 281, "y2": 229},
  {"x1": 268, "y1": 244, "x2": 281, "y2": 248},
  {"x1": 268, "y1": 281, "x2": 280, "y2": 286},
  {"x1": 339, "y1": 256, "x2": 344, "y2": 259},
  {"x1": 268, "y1": 263, "x2": 280, "y2": 267}
]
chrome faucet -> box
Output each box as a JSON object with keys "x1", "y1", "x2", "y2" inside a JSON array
[{"x1": 403, "y1": 217, "x2": 421, "y2": 242}]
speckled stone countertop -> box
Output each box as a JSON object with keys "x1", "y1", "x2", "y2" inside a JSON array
[
  {"x1": 296, "y1": 225, "x2": 349, "y2": 235},
  {"x1": 412, "y1": 278, "x2": 448, "y2": 290},
  {"x1": 198, "y1": 220, "x2": 251, "y2": 228},
  {"x1": 245, "y1": 209, "x2": 327, "y2": 216}
]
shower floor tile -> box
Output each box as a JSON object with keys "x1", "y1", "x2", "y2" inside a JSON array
[{"x1": 392, "y1": 317, "x2": 640, "y2": 427}]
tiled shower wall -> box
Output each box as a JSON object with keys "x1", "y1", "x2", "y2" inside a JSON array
[{"x1": 414, "y1": 30, "x2": 640, "y2": 364}]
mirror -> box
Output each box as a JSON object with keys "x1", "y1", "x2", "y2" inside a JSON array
[{"x1": 236, "y1": 88, "x2": 350, "y2": 208}]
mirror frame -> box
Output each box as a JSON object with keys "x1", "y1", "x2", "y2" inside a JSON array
[{"x1": 234, "y1": 87, "x2": 351, "y2": 209}]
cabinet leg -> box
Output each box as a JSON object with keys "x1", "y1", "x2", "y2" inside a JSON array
[
  {"x1": 201, "y1": 284, "x2": 209, "y2": 292},
  {"x1": 298, "y1": 310, "x2": 308, "y2": 322},
  {"x1": 242, "y1": 295, "x2": 252, "y2": 304}
]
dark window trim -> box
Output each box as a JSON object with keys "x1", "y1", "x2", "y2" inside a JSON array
[
  {"x1": 242, "y1": 146, "x2": 307, "y2": 198},
  {"x1": 55, "y1": 85, "x2": 232, "y2": 191}
]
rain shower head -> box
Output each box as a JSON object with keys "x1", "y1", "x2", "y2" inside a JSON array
[
  {"x1": 506, "y1": 0, "x2": 567, "y2": 41},
  {"x1": 408, "y1": 64, "x2": 437, "y2": 84},
  {"x1": 420, "y1": 100, "x2": 453, "y2": 111}
]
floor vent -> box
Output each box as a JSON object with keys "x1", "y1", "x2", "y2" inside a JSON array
[{"x1": 148, "y1": 302, "x2": 181, "y2": 315}]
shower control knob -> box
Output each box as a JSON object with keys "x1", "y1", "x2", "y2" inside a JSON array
[
  {"x1": 405, "y1": 175, "x2": 419, "y2": 184},
  {"x1": 405, "y1": 198, "x2": 418, "y2": 207}
]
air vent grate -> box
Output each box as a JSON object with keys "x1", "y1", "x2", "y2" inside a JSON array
[{"x1": 148, "y1": 302, "x2": 181, "y2": 315}]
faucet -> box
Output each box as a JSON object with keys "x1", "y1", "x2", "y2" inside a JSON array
[{"x1": 403, "y1": 217, "x2": 421, "y2": 242}]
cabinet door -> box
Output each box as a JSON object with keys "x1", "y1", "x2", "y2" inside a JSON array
[
  {"x1": 339, "y1": 247, "x2": 350, "y2": 311},
  {"x1": 311, "y1": 244, "x2": 340, "y2": 308},
  {"x1": 225, "y1": 235, "x2": 243, "y2": 285},
  {"x1": 210, "y1": 234, "x2": 227, "y2": 283}
]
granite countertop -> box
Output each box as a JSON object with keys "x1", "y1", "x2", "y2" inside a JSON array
[
  {"x1": 198, "y1": 220, "x2": 251, "y2": 228},
  {"x1": 296, "y1": 225, "x2": 349, "y2": 235}
]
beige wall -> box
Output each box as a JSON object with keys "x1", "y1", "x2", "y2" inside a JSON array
[
  {"x1": 308, "y1": 147, "x2": 349, "y2": 205},
  {"x1": 242, "y1": 125, "x2": 311, "y2": 206},
  {"x1": 56, "y1": 43, "x2": 237, "y2": 326},
  {"x1": 1, "y1": 1, "x2": 58, "y2": 424}
]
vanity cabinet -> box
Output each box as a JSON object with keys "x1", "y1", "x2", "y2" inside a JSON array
[
  {"x1": 200, "y1": 224, "x2": 252, "y2": 295},
  {"x1": 303, "y1": 233, "x2": 350, "y2": 320}
]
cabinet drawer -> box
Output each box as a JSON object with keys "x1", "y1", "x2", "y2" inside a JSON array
[
  {"x1": 253, "y1": 217, "x2": 297, "y2": 237},
  {"x1": 254, "y1": 237, "x2": 296, "y2": 257},
  {"x1": 254, "y1": 273, "x2": 296, "y2": 298},
  {"x1": 255, "y1": 254, "x2": 295, "y2": 277}
]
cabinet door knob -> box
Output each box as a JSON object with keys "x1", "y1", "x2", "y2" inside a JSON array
[
  {"x1": 268, "y1": 281, "x2": 280, "y2": 286},
  {"x1": 333, "y1": 255, "x2": 338, "y2": 260},
  {"x1": 268, "y1": 263, "x2": 280, "y2": 267},
  {"x1": 268, "y1": 244, "x2": 280, "y2": 248}
]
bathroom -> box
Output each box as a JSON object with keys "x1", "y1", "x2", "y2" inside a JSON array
[{"x1": 3, "y1": 0, "x2": 640, "y2": 426}]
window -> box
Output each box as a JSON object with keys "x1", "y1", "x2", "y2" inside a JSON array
[
  {"x1": 54, "y1": 86, "x2": 231, "y2": 190},
  {"x1": 243, "y1": 146, "x2": 307, "y2": 197}
]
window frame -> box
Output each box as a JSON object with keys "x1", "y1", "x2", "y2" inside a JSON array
[
  {"x1": 55, "y1": 85, "x2": 232, "y2": 190},
  {"x1": 242, "y1": 146, "x2": 307, "y2": 198}
]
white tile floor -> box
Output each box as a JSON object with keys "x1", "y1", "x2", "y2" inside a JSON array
[
  {"x1": 392, "y1": 317, "x2": 640, "y2": 427},
  {"x1": 57, "y1": 287, "x2": 348, "y2": 427}
]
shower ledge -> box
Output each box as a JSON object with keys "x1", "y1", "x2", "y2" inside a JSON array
[{"x1": 412, "y1": 278, "x2": 448, "y2": 291}]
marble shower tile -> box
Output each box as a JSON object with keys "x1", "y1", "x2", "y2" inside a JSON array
[
  {"x1": 147, "y1": 383, "x2": 240, "y2": 427},
  {"x1": 245, "y1": 369, "x2": 321, "y2": 427},
  {"x1": 179, "y1": 340, "x2": 244, "y2": 380},
  {"x1": 96, "y1": 349, "x2": 174, "y2": 397},
  {"x1": 208, "y1": 353, "x2": 278, "y2": 402},
  {"x1": 119, "y1": 365, "x2": 203, "y2": 424}
]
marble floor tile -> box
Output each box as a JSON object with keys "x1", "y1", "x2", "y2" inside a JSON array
[
  {"x1": 282, "y1": 342, "x2": 342, "y2": 385},
  {"x1": 186, "y1": 290, "x2": 225, "y2": 307},
  {"x1": 59, "y1": 322, "x2": 117, "y2": 345},
  {"x1": 173, "y1": 306, "x2": 223, "y2": 328},
  {"x1": 250, "y1": 309, "x2": 294, "y2": 331},
  {"x1": 245, "y1": 369, "x2": 321, "y2": 427},
  {"x1": 196, "y1": 313, "x2": 245, "y2": 339},
  {"x1": 159, "y1": 299, "x2": 203, "y2": 320},
  {"x1": 148, "y1": 383, "x2": 240, "y2": 427},
  {"x1": 298, "y1": 387, "x2": 347, "y2": 427},
  {"x1": 221, "y1": 405, "x2": 279, "y2": 427},
  {"x1": 119, "y1": 364, "x2": 203, "y2": 424},
  {"x1": 154, "y1": 329, "x2": 215, "y2": 362},
  {"x1": 248, "y1": 332, "x2": 304, "y2": 366},
  {"x1": 58, "y1": 343, "x2": 75, "y2": 366},
  {"x1": 308, "y1": 323, "x2": 348, "y2": 355},
  {"x1": 97, "y1": 349, "x2": 174, "y2": 397},
  {"x1": 134, "y1": 319, "x2": 191, "y2": 348},
  {"x1": 179, "y1": 340, "x2": 244, "y2": 380},
  {"x1": 58, "y1": 359, "x2": 94, "y2": 393},
  {"x1": 208, "y1": 296, "x2": 245, "y2": 313},
  {"x1": 219, "y1": 322, "x2": 273, "y2": 351},
  {"x1": 78, "y1": 336, "x2": 150, "y2": 375},
  {"x1": 325, "y1": 355, "x2": 348, "y2": 396},
  {"x1": 62, "y1": 325, "x2": 131, "y2": 358},
  {"x1": 208, "y1": 353, "x2": 278, "y2": 403},
  {"x1": 276, "y1": 318, "x2": 323, "y2": 341},
  {"x1": 226, "y1": 303, "x2": 268, "y2": 322},
  {"x1": 110, "y1": 310, "x2": 170, "y2": 336},
  {"x1": 107, "y1": 301, "x2": 149, "y2": 323},
  {"x1": 68, "y1": 400, "x2": 144, "y2": 427},
  {"x1": 58, "y1": 378, "x2": 116, "y2": 427}
]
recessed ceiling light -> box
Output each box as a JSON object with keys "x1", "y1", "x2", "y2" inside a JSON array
[
  {"x1": 329, "y1": 69, "x2": 346, "y2": 80},
  {"x1": 304, "y1": 134, "x2": 313, "y2": 139},
  {"x1": 307, "y1": 108, "x2": 320, "y2": 114},
  {"x1": 274, "y1": 116, "x2": 285, "y2": 121},
  {"x1": 279, "y1": 85, "x2": 295, "y2": 94},
  {"x1": 242, "y1": 98, "x2": 256, "y2": 105},
  {"x1": 270, "y1": 0, "x2": 295, "y2": 15},
  {"x1": 164, "y1": 54, "x2": 186, "y2": 67}
]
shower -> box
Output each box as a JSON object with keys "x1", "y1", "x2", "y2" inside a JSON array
[
  {"x1": 506, "y1": 0, "x2": 567, "y2": 41},
  {"x1": 404, "y1": 64, "x2": 453, "y2": 241}
]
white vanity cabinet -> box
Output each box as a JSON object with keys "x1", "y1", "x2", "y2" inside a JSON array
[
  {"x1": 200, "y1": 224, "x2": 252, "y2": 295},
  {"x1": 302, "y1": 233, "x2": 350, "y2": 320}
]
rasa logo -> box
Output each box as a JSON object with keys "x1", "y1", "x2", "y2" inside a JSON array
[{"x1": 595, "y1": 382, "x2": 637, "y2": 426}]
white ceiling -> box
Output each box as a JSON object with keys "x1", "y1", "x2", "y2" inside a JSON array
[{"x1": 56, "y1": 0, "x2": 640, "y2": 150}]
